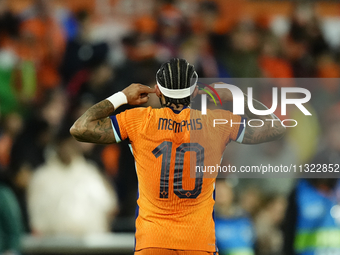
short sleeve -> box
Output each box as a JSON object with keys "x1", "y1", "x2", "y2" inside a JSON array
[
  {"x1": 229, "y1": 115, "x2": 247, "y2": 143},
  {"x1": 209, "y1": 109, "x2": 246, "y2": 144},
  {"x1": 110, "y1": 107, "x2": 149, "y2": 143}
]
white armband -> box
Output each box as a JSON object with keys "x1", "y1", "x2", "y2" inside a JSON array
[{"x1": 106, "y1": 92, "x2": 128, "y2": 109}]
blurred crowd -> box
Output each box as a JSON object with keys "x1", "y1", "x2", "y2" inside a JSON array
[{"x1": 0, "y1": 0, "x2": 340, "y2": 254}]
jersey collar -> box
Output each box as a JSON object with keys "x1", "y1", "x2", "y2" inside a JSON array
[{"x1": 168, "y1": 106, "x2": 189, "y2": 114}]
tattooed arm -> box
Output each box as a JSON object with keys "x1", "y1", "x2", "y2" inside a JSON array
[
  {"x1": 70, "y1": 100, "x2": 116, "y2": 144},
  {"x1": 70, "y1": 84, "x2": 155, "y2": 144},
  {"x1": 242, "y1": 95, "x2": 286, "y2": 144}
]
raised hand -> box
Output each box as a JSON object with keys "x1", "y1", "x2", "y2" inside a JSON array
[{"x1": 123, "y1": 84, "x2": 156, "y2": 105}]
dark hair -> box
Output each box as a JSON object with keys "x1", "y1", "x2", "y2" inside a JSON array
[
  {"x1": 199, "y1": 1, "x2": 219, "y2": 14},
  {"x1": 156, "y1": 58, "x2": 197, "y2": 107}
]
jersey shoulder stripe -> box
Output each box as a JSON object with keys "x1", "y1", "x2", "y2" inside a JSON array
[
  {"x1": 235, "y1": 117, "x2": 247, "y2": 143},
  {"x1": 110, "y1": 107, "x2": 152, "y2": 143},
  {"x1": 110, "y1": 115, "x2": 122, "y2": 142}
]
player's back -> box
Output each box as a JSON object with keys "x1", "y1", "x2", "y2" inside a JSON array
[{"x1": 110, "y1": 106, "x2": 242, "y2": 252}]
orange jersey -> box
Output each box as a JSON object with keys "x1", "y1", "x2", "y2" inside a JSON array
[
  {"x1": 110, "y1": 107, "x2": 243, "y2": 252},
  {"x1": 135, "y1": 248, "x2": 218, "y2": 255}
]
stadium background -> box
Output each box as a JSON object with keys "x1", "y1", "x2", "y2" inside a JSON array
[{"x1": 0, "y1": 0, "x2": 340, "y2": 254}]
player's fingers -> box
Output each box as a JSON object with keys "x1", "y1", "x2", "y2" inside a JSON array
[
  {"x1": 139, "y1": 96, "x2": 149, "y2": 104},
  {"x1": 139, "y1": 85, "x2": 156, "y2": 94}
]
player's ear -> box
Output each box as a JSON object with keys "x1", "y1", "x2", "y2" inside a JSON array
[{"x1": 155, "y1": 84, "x2": 162, "y2": 98}]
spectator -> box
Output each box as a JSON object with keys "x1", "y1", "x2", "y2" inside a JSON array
[
  {"x1": 76, "y1": 63, "x2": 115, "y2": 103},
  {"x1": 282, "y1": 103, "x2": 340, "y2": 254},
  {"x1": 155, "y1": 0, "x2": 188, "y2": 59},
  {"x1": 0, "y1": 176, "x2": 23, "y2": 255},
  {"x1": 0, "y1": 113, "x2": 23, "y2": 172},
  {"x1": 238, "y1": 184, "x2": 263, "y2": 219},
  {"x1": 194, "y1": 0, "x2": 230, "y2": 58},
  {"x1": 259, "y1": 33, "x2": 293, "y2": 79},
  {"x1": 0, "y1": 0, "x2": 22, "y2": 115},
  {"x1": 311, "y1": 103, "x2": 340, "y2": 170},
  {"x1": 179, "y1": 35, "x2": 219, "y2": 78},
  {"x1": 28, "y1": 131, "x2": 117, "y2": 235},
  {"x1": 255, "y1": 194, "x2": 287, "y2": 255},
  {"x1": 61, "y1": 10, "x2": 109, "y2": 88},
  {"x1": 214, "y1": 180, "x2": 256, "y2": 255},
  {"x1": 284, "y1": 3, "x2": 319, "y2": 78},
  {"x1": 19, "y1": 0, "x2": 66, "y2": 94},
  {"x1": 115, "y1": 33, "x2": 160, "y2": 88},
  {"x1": 218, "y1": 22, "x2": 262, "y2": 78},
  {"x1": 10, "y1": 117, "x2": 51, "y2": 232},
  {"x1": 282, "y1": 179, "x2": 340, "y2": 255}
]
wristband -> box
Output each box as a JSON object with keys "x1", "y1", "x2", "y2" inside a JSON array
[{"x1": 106, "y1": 92, "x2": 128, "y2": 109}]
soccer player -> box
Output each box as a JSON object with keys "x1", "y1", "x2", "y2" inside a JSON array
[{"x1": 70, "y1": 58, "x2": 285, "y2": 255}]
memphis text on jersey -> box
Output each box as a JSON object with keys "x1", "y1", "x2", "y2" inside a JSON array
[
  {"x1": 158, "y1": 118, "x2": 202, "y2": 132},
  {"x1": 158, "y1": 117, "x2": 299, "y2": 131}
]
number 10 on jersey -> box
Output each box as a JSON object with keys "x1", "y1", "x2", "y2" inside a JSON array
[{"x1": 152, "y1": 142, "x2": 204, "y2": 199}]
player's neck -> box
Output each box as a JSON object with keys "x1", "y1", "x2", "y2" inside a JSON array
[{"x1": 168, "y1": 104, "x2": 186, "y2": 111}]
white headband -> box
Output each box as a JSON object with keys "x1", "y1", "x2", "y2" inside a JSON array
[{"x1": 156, "y1": 72, "x2": 198, "y2": 99}]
